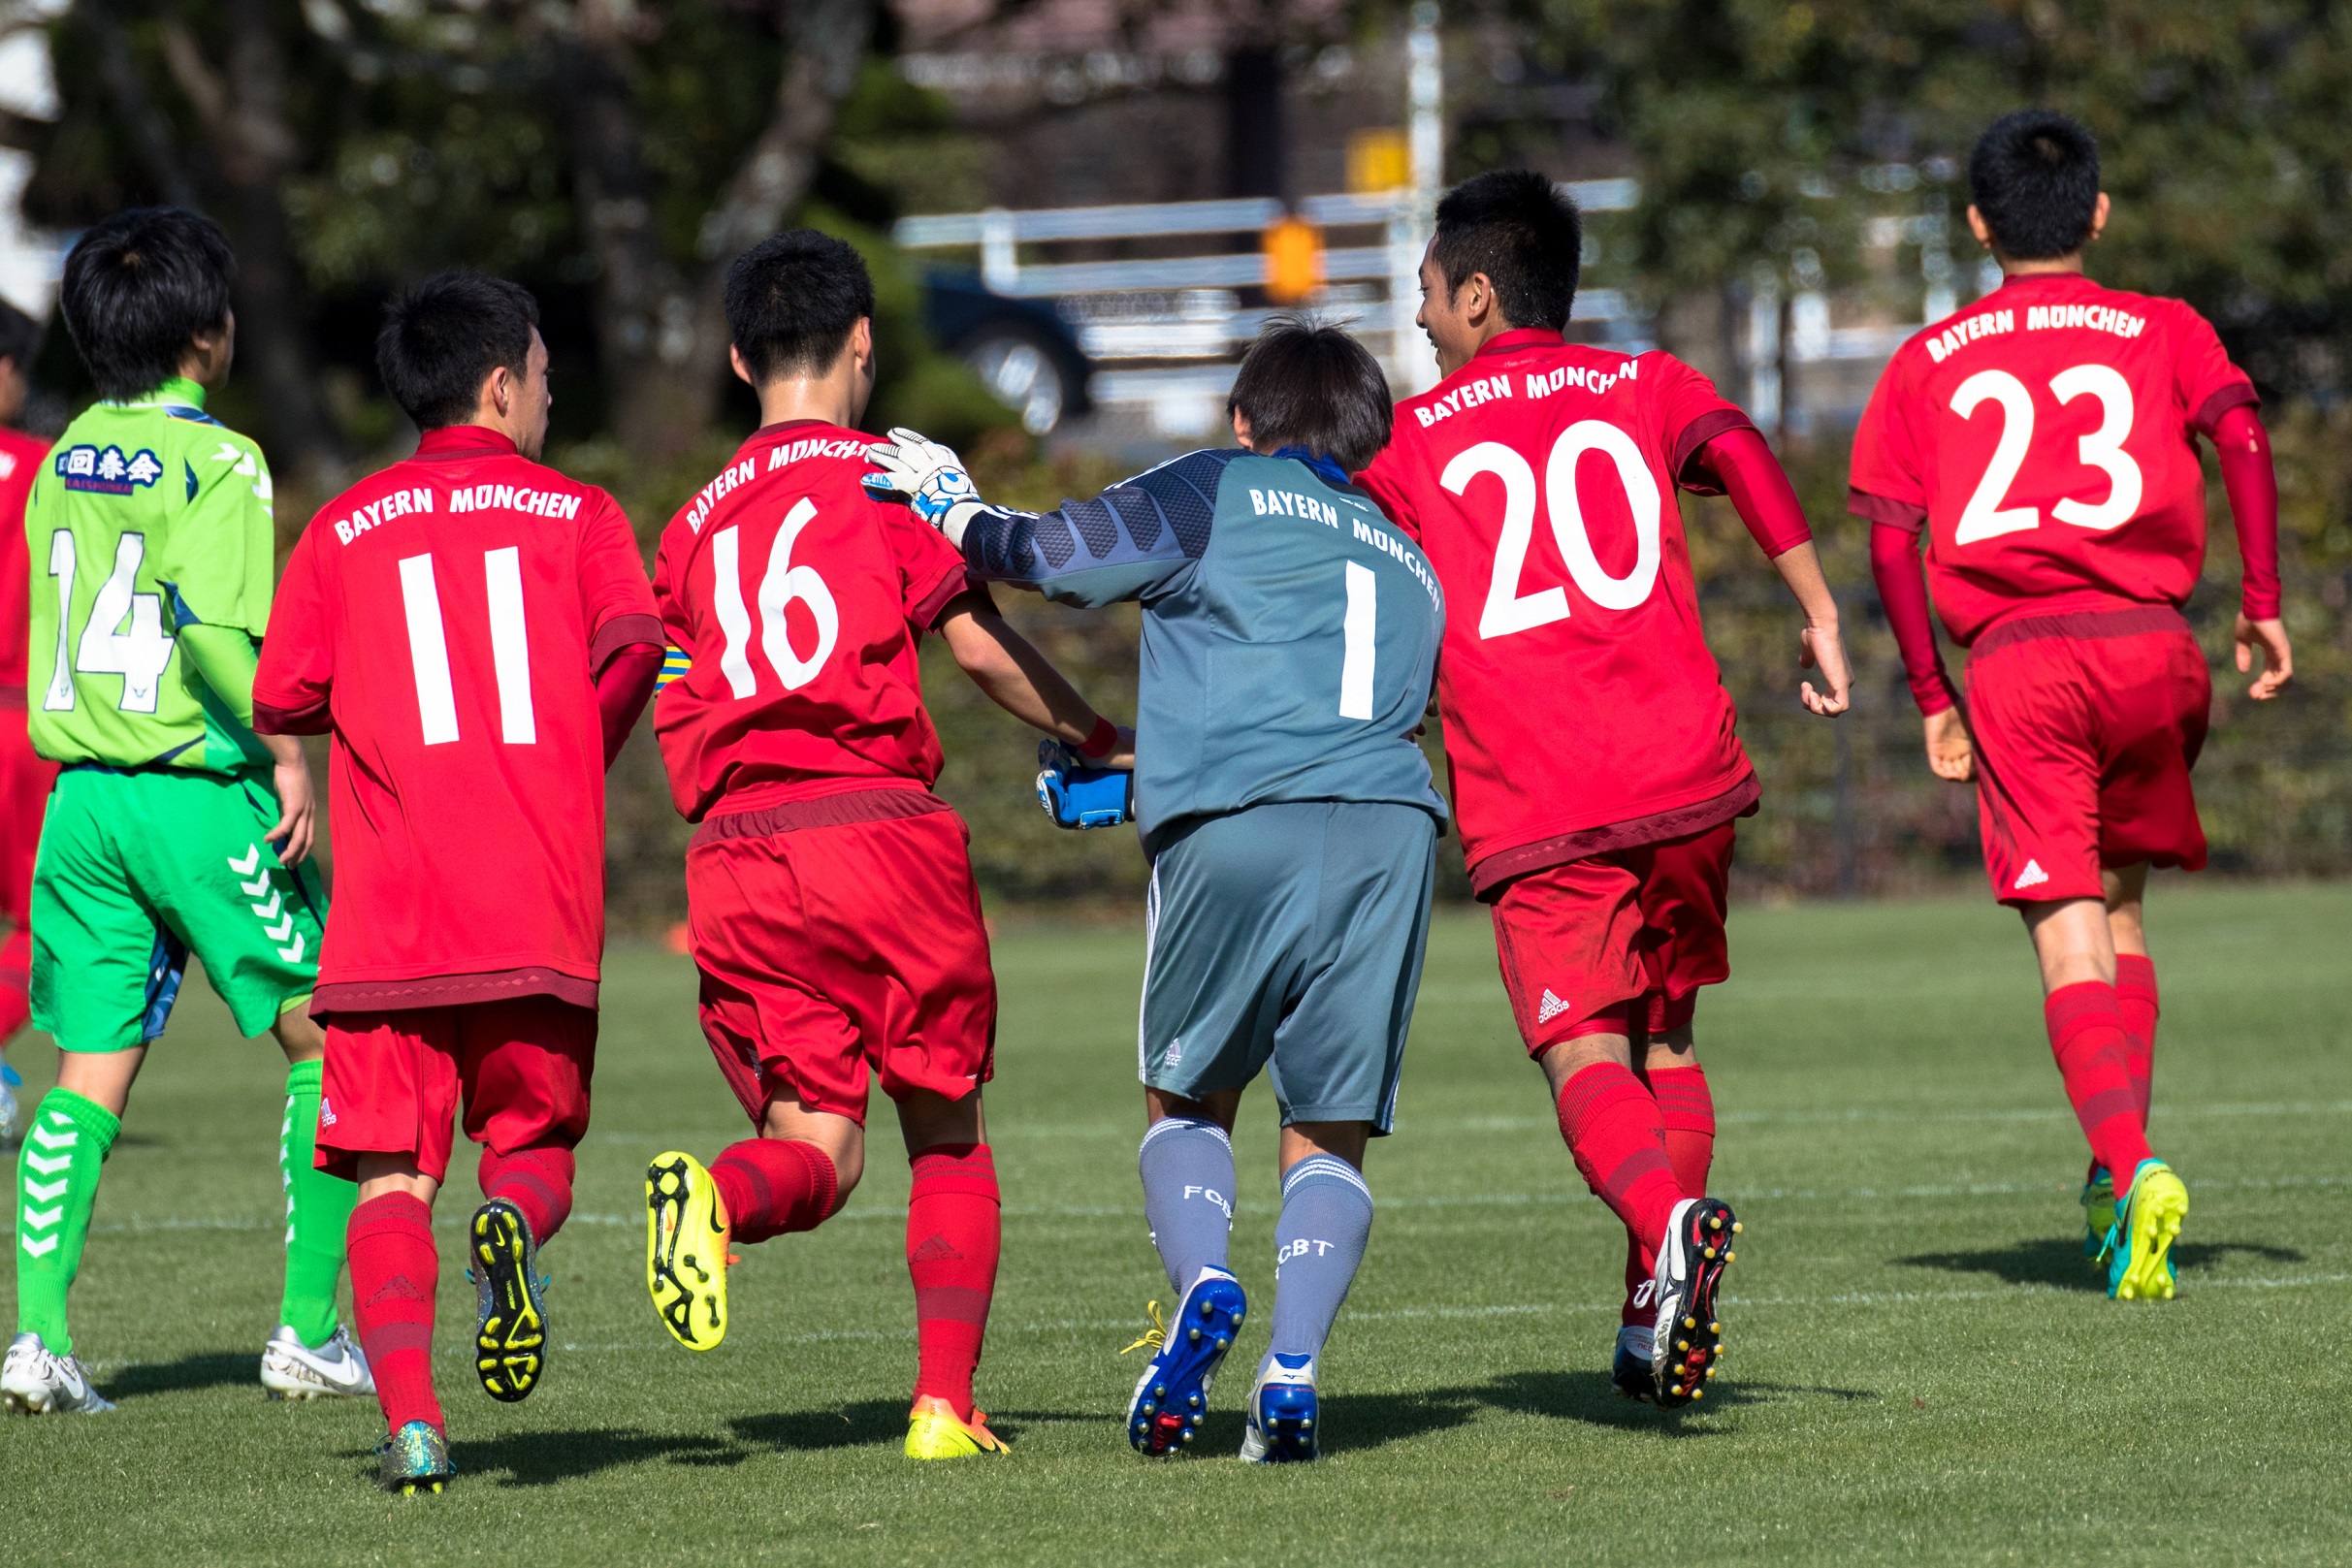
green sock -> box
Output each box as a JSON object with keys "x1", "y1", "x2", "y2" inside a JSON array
[
  {"x1": 16, "y1": 1087, "x2": 118, "y2": 1356},
  {"x1": 278, "y1": 1058, "x2": 356, "y2": 1348}
]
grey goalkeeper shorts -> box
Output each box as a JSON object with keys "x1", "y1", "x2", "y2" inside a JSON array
[{"x1": 1140, "y1": 800, "x2": 1437, "y2": 1134}]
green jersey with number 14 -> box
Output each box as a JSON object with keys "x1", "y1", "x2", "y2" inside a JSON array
[{"x1": 26, "y1": 378, "x2": 276, "y2": 773}]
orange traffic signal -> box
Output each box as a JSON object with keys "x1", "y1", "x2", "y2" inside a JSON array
[{"x1": 1262, "y1": 215, "x2": 1324, "y2": 304}]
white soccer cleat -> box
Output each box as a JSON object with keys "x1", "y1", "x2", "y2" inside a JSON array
[
  {"x1": 1, "y1": 1331, "x2": 116, "y2": 1414},
  {"x1": 260, "y1": 1324, "x2": 375, "y2": 1400},
  {"x1": 1239, "y1": 1352, "x2": 1319, "y2": 1463}
]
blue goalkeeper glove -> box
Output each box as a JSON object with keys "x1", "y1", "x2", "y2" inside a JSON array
[
  {"x1": 1036, "y1": 739, "x2": 1134, "y2": 830},
  {"x1": 861, "y1": 428, "x2": 980, "y2": 533}
]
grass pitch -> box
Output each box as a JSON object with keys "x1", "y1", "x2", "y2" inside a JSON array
[{"x1": 3, "y1": 884, "x2": 2347, "y2": 1565}]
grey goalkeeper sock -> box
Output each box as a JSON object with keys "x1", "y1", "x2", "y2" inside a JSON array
[
  {"x1": 1138, "y1": 1116, "x2": 1235, "y2": 1296},
  {"x1": 1265, "y1": 1153, "x2": 1374, "y2": 1370}
]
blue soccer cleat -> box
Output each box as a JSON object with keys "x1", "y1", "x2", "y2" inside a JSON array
[
  {"x1": 376, "y1": 1419, "x2": 455, "y2": 1495},
  {"x1": 1611, "y1": 1325, "x2": 1658, "y2": 1401},
  {"x1": 1121, "y1": 1266, "x2": 1246, "y2": 1456},
  {"x1": 1240, "y1": 1353, "x2": 1319, "y2": 1462},
  {"x1": 1036, "y1": 740, "x2": 1134, "y2": 830}
]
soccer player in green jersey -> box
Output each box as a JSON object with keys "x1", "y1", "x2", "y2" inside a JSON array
[{"x1": 1, "y1": 208, "x2": 370, "y2": 1414}]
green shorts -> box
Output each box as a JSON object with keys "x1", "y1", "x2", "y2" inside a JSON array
[
  {"x1": 31, "y1": 765, "x2": 326, "y2": 1050},
  {"x1": 1140, "y1": 800, "x2": 1436, "y2": 1133}
]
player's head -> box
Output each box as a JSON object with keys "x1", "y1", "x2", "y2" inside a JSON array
[
  {"x1": 725, "y1": 229, "x2": 877, "y2": 421},
  {"x1": 0, "y1": 297, "x2": 43, "y2": 427},
  {"x1": 60, "y1": 208, "x2": 236, "y2": 401},
  {"x1": 1227, "y1": 316, "x2": 1392, "y2": 474},
  {"x1": 1968, "y1": 111, "x2": 2107, "y2": 262},
  {"x1": 377, "y1": 269, "x2": 550, "y2": 459},
  {"x1": 1421, "y1": 171, "x2": 1581, "y2": 375}
]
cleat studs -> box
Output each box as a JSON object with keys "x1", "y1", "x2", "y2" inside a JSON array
[
  {"x1": 1704, "y1": 1247, "x2": 1717, "y2": 1260},
  {"x1": 1179, "y1": 1428, "x2": 1195, "y2": 1445},
  {"x1": 1188, "y1": 1394, "x2": 1201, "y2": 1409},
  {"x1": 1232, "y1": 1310, "x2": 1244, "y2": 1324},
  {"x1": 1189, "y1": 1328, "x2": 1202, "y2": 1343},
  {"x1": 1709, "y1": 1216, "x2": 1723, "y2": 1231},
  {"x1": 1673, "y1": 1362, "x2": 1687, "y2": 1375},
  {"x1": 1215, "y1": 1337, "x2": 1229, "y2": 1351},
  {"x1": 1155, "y1": 1384, "x2": 1168, "y2": 1397},
  {"x1": 1685, "y1": 1317, "x2": 1697, "y2": 1329},
  {"x1": 1709, "y1": 1322, "x2": 1720, "y2": 1333},
  {"x1": 1690, "y1": 1388, "x2": 1703, "y2": 1400},
  {"x1": 1676, "y1": 1340, "x2": 1689, "y2": 1352},
  {"x1": 1725, "y1": 1251, "x2": 1736, "y2": 1263},
  {"x1": 1200, "y1": 1300, "x2": 1214, "y2": 1318},
  {"x1": 1705, "y1": 1367, "x2": 1717, "y2": 1380},
  {"x1": 1140, "y1": 1402, "x2": 1155, "y2": 1416},
  {"x1": 1731, "y1": 1222, "x2": 1743, "y2": 1233}
]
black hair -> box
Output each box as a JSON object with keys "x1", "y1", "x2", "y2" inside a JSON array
[
  {"x1": 1226, "y1": 315, "x2": 1392, "y2": 474},
  {"x1": 1430, "y1": 170, "x2": 1582, "y2": 332},
  {"x1": 725, "y1": 230, "x2": 875, "y2": 383},
  {"x1": 0, "y1": 298, "x2": 42, "y2": 375},
  {"x1": 1969, "y1": 111, "x2": 2101, "y2": 261},
  {"x1": 59, "y1": 208, "x2": 234, "y2": 401},
  {"x1": 375, "y1": 269, "x2": 541, "y2": 431}
]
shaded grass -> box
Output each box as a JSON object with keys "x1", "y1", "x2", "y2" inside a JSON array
[{"x1": 3, "y1": 882, "x2": 2348, "y2": 1563}]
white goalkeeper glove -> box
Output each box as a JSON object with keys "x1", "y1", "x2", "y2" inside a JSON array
[{"x1": 862, "y1": 428, "x2": 983, "y2": 543}]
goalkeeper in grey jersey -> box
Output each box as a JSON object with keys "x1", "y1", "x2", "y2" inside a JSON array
[{"x1": 866, "y1": 319, "x2": 1443, "y2": 1463}]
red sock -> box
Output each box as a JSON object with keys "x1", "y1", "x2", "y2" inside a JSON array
[
  {"x1": 906, "y1": 1142, "x2": 1001, "y2": 1422},
  {"x1": 1616, "y1": 1063, "x2": 1718, "y2": 1325},
  {"x1": 477, "y1": 1144, "x2": 575, "y2": 1244},
  {"x1": 2114, "y1": 955, "x2": 2158, "y2": 1128},
  {"x1": 709, "y1": 1136, "x2": 839, "y2": 1244},
  {"x1": 2046, "y1": 982, "x2": 2154, "y2": 1184},
  {"x1": 1558, "y1": 1064, "x2": 1685, "y2": 1294},
  {"x1": 347, "y1": 1193, "x2": 442, "y2": 1434}
]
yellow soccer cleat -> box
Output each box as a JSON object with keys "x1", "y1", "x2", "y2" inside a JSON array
[
  {"x1": 2108, "y1": 1160, "x2": 2187, "y2": 1301},
  {"x1": 905, "y1": 1395, "x2": 1010, "y2": 1458},
  {"x1": 646, "y1": 1151, "x2": 732, "y2": 1351}
]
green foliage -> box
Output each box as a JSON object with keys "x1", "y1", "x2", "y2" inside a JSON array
[{"x1": 1529, "y1": 0, "x2": 2352, "y2": 380}]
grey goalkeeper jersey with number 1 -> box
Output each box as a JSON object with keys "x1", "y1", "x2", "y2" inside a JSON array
[{"x1": 955, "y1": 448, "x2": 1447, "y2": 853}]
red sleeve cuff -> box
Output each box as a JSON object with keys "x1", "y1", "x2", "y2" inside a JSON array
[
  {"x1": 588, "y1": 613, "x2": 664, "y2": 673},
  {"x1": 253, "y1": 692, "x2": 331, "y2": 735},
  {"x1": 1669, "y1": 407, "x2": 1759, "y2": 494},
  {"x1": 913, "y1": 565, "x2": 985, "y2": 632},
  {"x1": 2192, "y1": 381, "x2": 2260, "y2": 437},
  {"x1": 1849, "y1": 488, "x2": 1927, "y2": 531}
]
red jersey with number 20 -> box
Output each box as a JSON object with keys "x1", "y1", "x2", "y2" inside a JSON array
[
  {"x1": 651, "y1": 420, "x2": 977, "y2": 823},
  {"x1": 1849, "y1": 273, "x2": 2257, "y2": 646},
  {"x1": 255, "y1": 425, "x2": 660, "y2": 1009},
  {"x1": 1358, "y1": 329, "x2": 1760, "y2": 890}
]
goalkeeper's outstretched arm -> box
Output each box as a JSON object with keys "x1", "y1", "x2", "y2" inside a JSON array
[{"x1": 936, "y1": 589, "x2": 1133, "y2": 767}]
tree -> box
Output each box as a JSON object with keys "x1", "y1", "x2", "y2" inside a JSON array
[{"x1": 1524, "y1": 0, "x2": 2352, "y2": 393}]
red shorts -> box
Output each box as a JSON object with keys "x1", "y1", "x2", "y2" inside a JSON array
[
  {"x1": 314, "y1": 996, "x2": 596, "y2": 1182},
  {"x1": 1965, "y1": 609, "x2": 2209, "y2": 906},
  {"x1": 688, "y1": 798, "x2": 995, "y2": 1127},
  {"x1": 1488, "y1": 819, "x2": 1735, "y2": 1052}
]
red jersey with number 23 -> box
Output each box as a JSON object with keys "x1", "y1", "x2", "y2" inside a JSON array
[
  {"x1": 255, "y1": 425, "x2": 661, "y2": 1010},
  {"x1": 651, "y1": 420, "x2": 977, "y2": 823},
  {"x1": 1848, "y1": 272, "x2": 2257, "y2": 646},
  {"x1": 1358, "y1": 329, "x2": 1760, "y2": 892}
]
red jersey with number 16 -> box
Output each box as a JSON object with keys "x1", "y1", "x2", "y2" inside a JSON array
[
  {"x1": 1849, "y1": 272, "x2": 2257, "y2": 646},
  {"x1": 254, "y1": 424, "x2": 660, "y2": 1011},
  {"x1": 651, "y1": 420, "x2": 978, "y2": 823},
  {"x1": 1358, "y1": 329, "x2": 1761, "y2": 894}
]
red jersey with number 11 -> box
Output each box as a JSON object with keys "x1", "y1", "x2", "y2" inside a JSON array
[
  {"x1": 1358, "y1": 329, "x2": 1763, "y2": 892},
  {"x1": 255, "y1": 424, "x2": 660, "y2": 1010},
  {"x1": 1849, "y1": 272, "x2": 2257, "y2": 646},
  {"x1": 651, "y1": 420, "x2": 978, "y2": 824}
]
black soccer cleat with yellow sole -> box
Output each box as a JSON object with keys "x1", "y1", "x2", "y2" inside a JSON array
[
  {"x1": 469, "y1": 1199, "x2": 547, "y2": 1402},
  {"x1": 646, "y1": 1151, "x2": 732, "y2": 1352},
  {"x1": 1650, "y1": 1196, "x2": 1738, "y2": 1410}
]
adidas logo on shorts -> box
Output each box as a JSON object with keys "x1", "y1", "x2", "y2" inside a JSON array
[
  {"x1": 1536, "y1": 989, "x2": 1570, "y2": 1025},
  {"x1": 2013, "y1": 859, "x2": 2050, "y2": 891}
]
